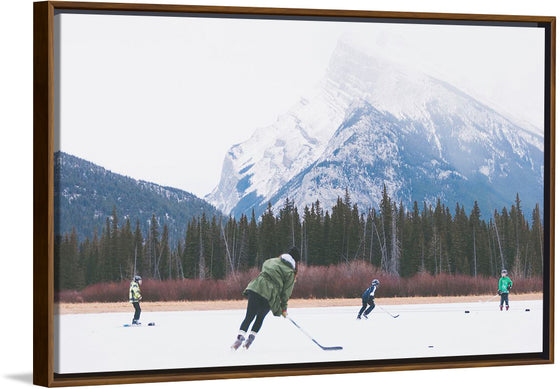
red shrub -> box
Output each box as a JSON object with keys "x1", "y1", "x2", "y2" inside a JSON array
[
  {"x1": 56, "y1": 262, "x2": 543, "y2": 303},
  {"x1": 55, "y1": 290, "x2": 83, "y2": 303},
  {"x1": 79, "y1": 281, "x2": 129, "y2": 302}
]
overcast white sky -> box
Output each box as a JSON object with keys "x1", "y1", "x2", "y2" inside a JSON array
[{"x1": 54, "y1": 12, "x2": 544, "y2": 198}]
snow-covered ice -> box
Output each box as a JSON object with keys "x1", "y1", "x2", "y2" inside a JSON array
[{"x1": 54, "y1": 300, "x2": 543, "y2": 374}]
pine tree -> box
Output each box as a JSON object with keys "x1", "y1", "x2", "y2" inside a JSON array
[
  {"x1": 510, "y1": 194, "x2": 528, "y2": 277},
  {"x1": 379, "y1": 185, "x2": 392, "y2": 272},
  {"x1": 197, "y1": 214, "x2": 208, "y2": 279},
  {"x1": 329, "y1": 196, "x2": 347, "y2": 264},
  {"x1": 402, "y1": 202, "x2": 422, "y2": 276},
  {"x1": 110, "y1": 206, "x2": 120, "y2": 280},
  {"x1": 236, "y1": 214, "x2": 250, "y2": 272},
  {"x1": 348, "y1": 203, "x2": 362, "y2": 261},
  {"x1": 305, "y1": 200, "x2": 325, "y2": 265},
  {"x1": 148, "y1": 214, "x2": 160, "y2": 279},
  {"x1": 159, "y1": 224, "x2": 171, "y2": 279},
  {"x1": 453, "y1": 203, "x2": 469, "y2": 275},
  {"x1": 120, "y1": 217, "x2": 134, "y2": 280},
  {"x1": 278, "y1": 198, "x2": 295, "y2": 250},
  {"x1": 246, "y1": 210, "x2": 259, "y2": 269},
  {"x1": 100, "y1": 217, "x2": 112, "y2": 281},
  {"x1": 388, "y1": 202, "x2": 400, "y2": 275},
  {"x1": 530, "y1": 203, "x2": 544, "y2": 276},
  {"x1": 368, "y1": 208, "x2": 384, "y2": 269},
  {"x1": 260, "y1": 203, "x2": 277, "y2": 260},
  {"x1": 182, "y1": 218, "x2": 197, "y2": 279},
  {"x1": 209, "y1": 215, "x2": 227, "y2": 278},
  {"x1": 396, "y1": 201, "x2": 407, "y2": 274},
  {"x1": 54, "y1": 228, "x2": 82, "y2": 290},
  {"x1": 133, "y1": 220, "x2": 143, "y2": 277},
  {"x1": 469, "y1": 201, "x2": 484, "y2": 277},
  {"x1": 323, "y1": 211, "x2": 333, "y2": 265}
]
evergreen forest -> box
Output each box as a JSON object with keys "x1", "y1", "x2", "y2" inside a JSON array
[{"x1": 55, "y1": 186, "x2": 545, "y2": 293}]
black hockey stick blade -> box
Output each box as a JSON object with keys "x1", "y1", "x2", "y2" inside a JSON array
[
  {"x1": 289, "y1": 317, "x2": 343, "y2": 351},
  {"x1": 314, "y1": 341, "x2": 343, "y2": 351}
]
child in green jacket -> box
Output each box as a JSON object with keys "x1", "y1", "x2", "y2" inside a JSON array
[
  {"x1": 498, "y1": 269, "x2": 513, "y2": 311},
  {"x1": 231, "y1": 246, "x2": 299, "y2": 350}
]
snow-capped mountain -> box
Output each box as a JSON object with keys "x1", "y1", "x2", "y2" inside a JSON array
[
  {"x1": 205, "y1": 42, "x2": 357, "y2": 216},
  {"x1": 206, "y1": 41, "x2": 544, "y2": 218}
]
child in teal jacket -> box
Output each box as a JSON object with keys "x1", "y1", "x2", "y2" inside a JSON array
[{"x1": 498, "y1": 269, "x2": 513, "y2": 311}]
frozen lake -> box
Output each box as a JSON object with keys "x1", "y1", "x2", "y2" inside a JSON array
[{"x1": 54, "y1": 300, "x2": 543, "y2": 374}]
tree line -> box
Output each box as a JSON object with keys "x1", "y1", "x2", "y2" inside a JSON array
[{"x1": 55, "y1": 187, "x2": 544, "y2": 291}]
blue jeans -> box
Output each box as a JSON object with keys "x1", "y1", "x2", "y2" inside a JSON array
[{"x1": 500, "y1": 293, "x2": 510, "y2": 307}]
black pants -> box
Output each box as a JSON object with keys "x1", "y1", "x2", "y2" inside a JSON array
[
  {"x1": 240, "y1": 290, "x2": 270, "y2": 333},
  {"x1": 500, "y1": 293, "x2": 510, "y2": 307},
  {"x1": 358, "y1": 298, "x2": 375, "y2": 316},
  {"x1": 132, "y1": 302, "x2": 141, "y2": 323}
]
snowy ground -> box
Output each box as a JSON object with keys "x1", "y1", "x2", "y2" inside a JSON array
[{"x1": 54, "y1": 300, "x2": 543, "y2": 374}]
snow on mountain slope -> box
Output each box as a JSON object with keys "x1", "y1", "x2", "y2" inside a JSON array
[
  {"x1": 206, "y1": 41, "x2": 544, "y2": 218},
  {"x1": 205, "y1": 44, "x2": 354, "y2": 215},
  {"x1": 268, "y1": 97, "x2": 542, "y2": 217}
]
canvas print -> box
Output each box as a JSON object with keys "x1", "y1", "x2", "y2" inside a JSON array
[{"x1": 52, "y1": 10, "x2": 546, "y2": 375}]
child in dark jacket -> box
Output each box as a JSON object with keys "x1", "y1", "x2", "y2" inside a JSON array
[{"x1": 357, "y1": 279, "x2": 379, "y2": 319}]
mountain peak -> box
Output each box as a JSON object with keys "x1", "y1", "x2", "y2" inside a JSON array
[{"x1": 206, "y1": 40, "x2": 544, "y2": 219}]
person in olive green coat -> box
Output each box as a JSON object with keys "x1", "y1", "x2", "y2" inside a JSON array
[{"x1": 231, "y1": 246, "x2": 300, "y2": 350}]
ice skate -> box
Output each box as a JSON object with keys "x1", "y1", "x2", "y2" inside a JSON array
[
  {"x1": 243, "y1": 333, "x2": 256, "y2": 349},
  {"x1": 231, "y1": 333, "x2": 245, "y2": 351}
]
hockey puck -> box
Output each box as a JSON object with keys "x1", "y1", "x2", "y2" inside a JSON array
[
  {"x1": 428, "y1": 345, "x2": 434, "y2": 348},
  {"x1": 525, "y1": 309, "x2": 531, "y2": 312},
  {"x1": 148, "y1": 322, "x2": 156, "y2": 326},
  {"x1": 464, "y1": 310, "x2": 470, "y2": 313}
]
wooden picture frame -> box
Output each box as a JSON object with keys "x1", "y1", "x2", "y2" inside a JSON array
[{"x1": 34, "y1": 1, "x2": 555, "y2": 386}]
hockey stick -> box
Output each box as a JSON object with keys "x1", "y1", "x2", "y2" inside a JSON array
[
  {"x1": 288, "y1": 317, "x2": 343, "y2": 351},
  {"x1": 378, "y1": 306, "x2": 400, "y2": 318},
  {"x1": 479, "y1": 294, "x2": 500, "y2": 304}
]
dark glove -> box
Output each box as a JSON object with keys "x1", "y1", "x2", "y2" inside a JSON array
[{"x1": 497, "y1": 290, "x2": 502, "y2": 295}]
